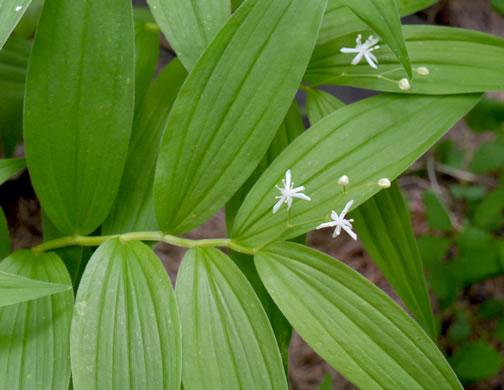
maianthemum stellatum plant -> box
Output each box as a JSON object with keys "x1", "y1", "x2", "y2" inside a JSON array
[{"x1": 1, "y1": 0, "x2": 504, "y2": 388}]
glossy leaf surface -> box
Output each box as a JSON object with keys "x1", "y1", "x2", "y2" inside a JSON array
[
  {"x1": 231, "y1": 93, "x2": 480, "y2": 249},
  {"x1": 352, "y1": 182, "x2": 436, "y2": 338},
  {"x1": 24, "y1": 0, "x2": 135, "y2": 235},
  {"x1": 0, "y1": 157, "x2": 25, "y2": 185},
  {"x1": 71, "y1": 239, "x2": 181, "y2": 390},
  {"x1": 256, "y1": 242, "x2": 462, "y2": 390},
  {"x1": 0, "y1": 0, "x2": 32, "y2": 50},
  {"x1": 103, "y1": 59, "x2": 187, "y2": 234},
  {"x1": 154, "y1": 0, "x2": 327, "y2": 234},
  {"x1": 0, "y1": 250, "x2": 73, "y2": 390},
  {"x1": 307, "y1": 26, "x2": 504, "y2": 94},
  {"x1": 176, "y1": 247, "x2": 288, "y2": 390},
  {"x1": 146, "y1": 0, "x2": 229, "y2": 70}
]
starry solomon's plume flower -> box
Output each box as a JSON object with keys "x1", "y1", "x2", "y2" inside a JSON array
[
  {"x1": 316, "y1": 200, "x2": 357, "y2": 240},
  {"x1": 273, "y1": 169, "x2": 311, "y2": 214},
  {"x1": 340, "y1": 34, "x2": 381, "y2": 69}
]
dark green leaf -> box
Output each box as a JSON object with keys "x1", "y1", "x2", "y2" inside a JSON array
[
  {"x1": 306, "y1": 26, "x2": 504, "y2": 94},
  {"x1": 0, "y1": 158, "x2": 25, "y2": 185},
  {"x1": 494, "y1": 317, "x2": 504, "y2": 342},
  {"x1": 466, "y1": 97, "x2": 504, "y2": 132},
  {"x1": 176, "y1": 247, "x2": 288, "y2": 390},
  {"x1": 12, "y1": 0, "x2": 43, "y2": 38},
  {"x1": 424, "y1": 190, "x2": 453, "y2": 232},
  {"x1": 24, "y1": 0, "x2": 135, "y2": 235},
  {"x1": 0, "y1": 250, "x2": 73, "y2": 390},
  {"x1": 435, "y1": 140, "x2": 464, "y2": 170},
  {"x1": 0, "y1": 270, "x2": 71, "y2": 307},
  {"x1": 470, "y1": 141, "x2": 504, "y2": 174},
  {"x1": 491, "y1": 0, "x2": 504, "y2": 17},
  {"x1": 0, "y1": 207, "x2": 9, "y2": 258},
  {"x1": 146, "y1": 0, "x2": 229, "y2": 70},
  {"x1": 255, "y1": 242, "x2": 462, "y2": 389},
  {"x1": 353, "y1": 182, "x2": 436, "y2": 338},
  {"x1": 449, "y1": 185, "x2": 486, "y2": 201},
  {"x1": 473, "y1": 186, "x2": 504, "y2": 232},
  {"x1": 0, "y1": 0, "x2": 33, "y2": 50},
  {"x1": 417, "y1": 235, "x2": 451, "y2": 268},
  {"x1": 154, "y1": 0, "x2": 327, "y2": 235},
  {"x1": 71, "y1": 239, "x2": 181, "y2": 390},
  {"x1": 318, "y1": 373, "x2": 333, "y2": 390},
  {"x1": 103, "y1": 59, "x2": 187, "y2": 234},
  {"x1": 449, "y1": 342, "x2": 503, "y2": 384},
  {"x1": 479, "y1": 299, "x2": 504, "y2": 320},
  {"x1": 231, "y1": 93, "x2": 479, "y2": 249},
  {"x1": 306, "y1": 88, "x2": 344, "y2": 125},
  {"x1": 447, "y1": 319, "x2": 471, "y2": 345}
]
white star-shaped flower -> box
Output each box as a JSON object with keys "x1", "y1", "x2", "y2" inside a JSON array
[
  {"x1": 273, "y1": 169, "x2": 311, "y2": 214},
  {"x1": 316, "y1": 200, "x2": 357, "y2": 240},
  {"x1": 340, "y1": 34, "x2": 380, "y2": 69}
]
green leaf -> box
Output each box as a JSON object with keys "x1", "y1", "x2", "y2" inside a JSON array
[
  {"x1": 154, "y1": 0, "x2": 328, "y2": 235},
  {"x1": 424, "y1": 190, "x2": 453, "y2": 232},
  {"x1": 0, "y1": 37, "x2": 30, "y2": 157},
  {"x1": 0, "y1": 0, "x2": 33, "y2": 50},
  {"x1": 176, "y1": 247, "x2": 288, "y2": 390},
  {"x1": 0, "y1": 207, "x2": 10, "y2": 258},
  {"x1": 24, "y1": 0, "x2": 135, "y2": 235},
  {"x1": 491, "y1": 0, "x2": 504, "y2": 17},
  {"x1": 318, "y1": 373, "x2": 333, "y2": 390},
  {"x1": 255, "y1": 242, "x2": 462, "y2": 389},
  {"x1": 0, "y1": 158, "x2": 25, "y2": 186},
  {"x1": 12, "y1": 0, "x2": 43, "y2": 38},
  {"x1": 0, "y1": 250, "x2": 73, "y2": 390},
  {"x1": 71, "y1": 239, "x2": 181, "y2": 390},
  {"x1": 470, "y1": 141, "x2": 504, "y2": 174},
  {"x1": 447, "y1": 318, "x2": 471, "y2": 345},
  {"x1": 466, "y1": 97, "x2": 504, "y2": 132},
  {"x1": 449, "y1": 341, "x2": 503, "y2": 384},
  {"x1": 134, "y1": 20, "x2": 160, "y2": 111},
  {"x1": 353, "y1": 182, "x2": 436, "y2": 338},
  {"x1": 435, "y1": 140, "x2": 464, "y2": 170},
  {"x1": 306, "y1": 26, "x2": 504, "y2": 94},
  {"x1": 494, "y1": 317, "x2": 504, "y2": 343},
  {"x1": 449, "y1": 185, "x2": 486, "y2": 201},
  {"x1": 146, "y1": 0, "x2": 229, "y2": 70},
  {"x1": 318, "y1": 0, "x2": 438, "y2": 45},
  {"x1": 473, "y1": 186, "x2": 504, "y2": 232},
  {"x1": 479, "y1": 298, "x2": 504, "y2": 320},
  {"x1": 103, "y1": 59, "x2": 187, "y2": 234},
  {"x1": 0, "y1": 270, "x2": 71, "y2": 307},
  {"x1": 231, "y1": 93, "x2": 479, "y2": 249},
  {"x1": 338, "y1": 0, "x2": 412, "y2": 77},
  {"x1": 306, "y1": 88, "x2": 344, "y2": 125}
]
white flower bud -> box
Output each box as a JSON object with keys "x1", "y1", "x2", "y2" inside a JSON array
[
  {"x1": 378, "y1": 178, "x2": 391, "y2": 189},
  {"x1": 398, "y1": 78, "x2": 410, "y2": 90},
  {"x1": 416, "y1": 66, "x2": 430, "y2": 76},
  {"x1": 338, "y1": 175, "x2": 349, "y2": 187}
]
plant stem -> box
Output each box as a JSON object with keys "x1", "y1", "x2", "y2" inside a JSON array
[{"x1": 32, "y1": 231, "x2": 256, "y2": 256}]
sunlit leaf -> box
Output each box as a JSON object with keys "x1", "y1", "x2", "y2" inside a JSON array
[
  {"x1": 24, "y1": 0, "x2": 135, "y2": 235},
  {"x1": 0, "y1": 0, "x2": 33, "y2": 50},
  {"x1": 255, "y1": 242, "x2": 462, "y2": 389},
  {"x1": 0, "y1": 157, "x2": 25, "y2": 186},
  {"x1": 176, "y1": 247, "x2": 288, "y2": 390},
  {"x1": 71, "y1": 239, "x2": 181, "y2": 390}
]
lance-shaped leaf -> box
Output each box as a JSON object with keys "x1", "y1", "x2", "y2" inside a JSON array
[
  {"x1": 306, "y1": 88, "x2": 344, "y2": 125},
  {"x1": 352, "y1": 182, "x2": 436, "y2": 339},
  {"x1": 0, "y1": 0, "x2": 32, "y2": 50},
  {"x1": 0, "y1": 270, "x2": 71, "y2": 307},
  {"x1": 146, "y1": 0, "x2": 229, "y2": 70},
  {"x1": 176, "y1": 247, "x2": 288, "y2": 390},
  {"x1": 0, "y1": 37, "x2": 30, "y2": 157},
  {"x1": 0, "y1": 158, "x2": 25, "y2": 186},
  {"x1": 154, "y1": 0, "x2": 327, "y2": 235},
  {"x1": 24, "y1": 0, "x2": 135, "y2": 235},
  {"x1": 231, "y1": 93, "x2": 480, "y2": 249},
  {"x1": 338, "y1": 0, "x2": 411, "y2": 77},
  {"x1": 319, "y1": 0, "x2": 438, "y2": 45},
  {"x1": 71, "y1": 239, "x2": 181, "y2": 390},
  {"x1": 0, "y1": 207, "x2": 10, "y2": 258},
  {"x1": 0, "y1": 250, "x2": 73, "y2": 390},
  {"x1": 103, "y1": 59, "x2": 187, "y2": 235},
  {"x1": 307, "y1": 26, "x2": 504, "y2": 94},
  {"x1": 255, "y1": 242, "x2": 462, "y2": 389}
]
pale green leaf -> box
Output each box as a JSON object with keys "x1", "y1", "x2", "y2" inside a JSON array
[
  {"x1": 71, "y1": 239, "x2": 181, "y2": 390},
  {"x1": 24, "y1": 0, "x2": 135, "y2": 235},
  {"x1": 0, "y1": 250, "x2": 73, "y2": 390},
  {"x1": 146, "y1": 0, "x2": 229, "y2": 70},
  {"x1": 176, "y1": 247, "x2": 288, "y2": 390},
  {"x1": 306, "y1": 88, "x2": 344, "y2": 125},
  {"x1": 306, "y1": 26, "x2": 504, "y2": 94},
  {"x1": 0, "y1": 157, "x2": 25, "y2": 185},
  {"x1": 231, "y1": 93, "x2": 480, "y2": 249},
  {"x1": 103, "y1": 59, "x2": 187, "y2": 234},
  {"x1": 353, "y1": 182, "x2": 436, "y2": 338},
  {"x1": 255, "y1": 242, "x2": 462, "y2": 390},
  {"x1": 0, "y1": 207, "x2": 9, "y2": 258},
  {"x1": 0, "y1": 270, "x2": 71, "y2": 307},
  {"x1": 0, "y1": 0, "x2": 33, "y2": 50},
  {"x1": 154, "y1": 0, "x2": 327, "y2": 235}
]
